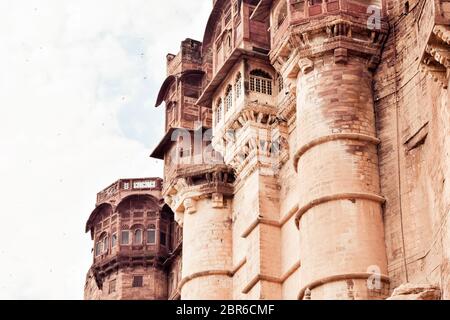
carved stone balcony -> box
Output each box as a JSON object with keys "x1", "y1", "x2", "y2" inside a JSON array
[{"x1": 417, "y1": 0, "x2": 450, "y2": 88}]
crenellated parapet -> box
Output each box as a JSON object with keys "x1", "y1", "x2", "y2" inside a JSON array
[{"x1": 417, "y1": 0, "x2": 450, "y2": 88}]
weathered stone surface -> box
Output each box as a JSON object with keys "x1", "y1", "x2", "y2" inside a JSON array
[{"x1": 388, "y1": 283, "x2": 441, "y2": 300}]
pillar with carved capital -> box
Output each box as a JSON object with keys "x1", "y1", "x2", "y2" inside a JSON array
[{"x1": 293, "y1": 50, "x2": 390, "y2": 299}]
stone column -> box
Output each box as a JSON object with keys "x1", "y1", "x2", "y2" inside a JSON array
[
  {"x1": 180, "y1": 193, "x2": 233, "y2": 300},
  {"x1": 294, "y1": 53, "x2": 389, "y2": 300}
]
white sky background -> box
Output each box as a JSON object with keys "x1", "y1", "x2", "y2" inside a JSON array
[{"x1": 0, "y1": 0, "x2": 212, "y2": 299}]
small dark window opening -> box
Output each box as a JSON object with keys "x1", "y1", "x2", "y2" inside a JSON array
[
  {"x1": 109, "y1": 279, "x2": 116, "y2": 294},
  {"x1": 132, "y1": 276, "x2": 143, "y2": 288}
]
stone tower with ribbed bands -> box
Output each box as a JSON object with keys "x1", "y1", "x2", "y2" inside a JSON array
[{"x1": 86, "y1": 0, "x2": 450, "y2": 300}]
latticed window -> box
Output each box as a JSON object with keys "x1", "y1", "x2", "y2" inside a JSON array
[
  {"x1": 216, "y1": 99, "x2": 223, "y2": 124},
  {"x1": 250, "y1": 69, "x2": 273, "y2": 95},
  {"x1": 235, "y1": 73, "x2": 242, "y2": 99},
  {"x1": 225, "y1": 85, "x2": 233, "y2": 113}
]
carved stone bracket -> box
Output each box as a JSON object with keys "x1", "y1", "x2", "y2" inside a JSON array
[
  {"x1": 163, "y1": 165, "x2": 235, "y2": 215},
  {"x1": 298, "y1": 58, "x2": 314, "y2": 74},
  {"x1": 417, "y1": 1, "x2": 450, "y2": 88},
  {"x1": 183, "y1": 198, "x2": 197, "y2": 215}
]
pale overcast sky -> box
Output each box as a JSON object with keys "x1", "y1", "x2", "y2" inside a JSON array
[{"x1": 0, "y1": 0, "x2": 212, "y2": 299}]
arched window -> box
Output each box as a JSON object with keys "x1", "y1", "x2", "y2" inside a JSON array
[
  {"x1": 216, "y1": 98, "x2": 223, "y2": 124},
  {"x1": 235, "y1": 73, "x2": 242, "y2": 99},
  {"x1": 147, "y1": 225, "x2": 156, "y2": 244},
  {"x1": 134, "y1": 229, "x2": 142, "y2": 245},
  {"x1": 225, "y1": 85, "x2": 233, "y2": 113},
  {"x1": 277, "y1": 1, "x2": 288, "y2": 29},
  {"x1": 249, "y1": 69, "x2": 273, "y2": 95}
]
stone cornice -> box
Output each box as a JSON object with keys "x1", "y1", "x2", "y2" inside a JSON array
[
  {"x1": 270, "y1": 12, "x2": 389, "y2": 77},
  {"x1": 164, "y1": 165, "x2": 235, "y2": 214}
]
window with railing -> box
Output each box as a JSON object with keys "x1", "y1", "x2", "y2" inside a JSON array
[{"x1": 250, "y1": 69, "x2": 273, "y2": 95}]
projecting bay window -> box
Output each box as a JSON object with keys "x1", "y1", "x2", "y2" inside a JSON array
[{"x1": 249, "y1": 70, "x2": 273, "y2": 95}]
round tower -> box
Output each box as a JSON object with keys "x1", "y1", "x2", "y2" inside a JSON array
[
  {"x1": 84, "y1": 178, "x2": 180, "y2": 300},
  {"x1": 270, "y1": 0, "x2": 390, "y2": 300},
  {"x1": 166, "y1": 167, "x2": 234, "y2": 300}
]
